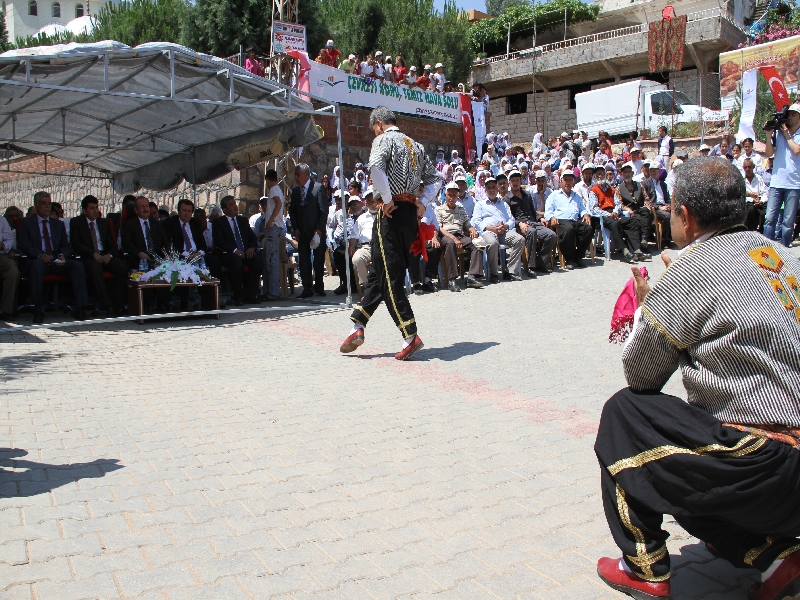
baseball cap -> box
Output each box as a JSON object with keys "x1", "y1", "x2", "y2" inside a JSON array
[
  {"x1": 581, "y1": 163, "x2": 595, "y2": 172},
  {"x1": 347, "y1": 197, "x2": 362, "y2": 206},
  {"x1": 409, "y1": 66, "x2": 417, "y2": 72},
  {"x1": 672, "y1": 158, "x2": 684, "y2": 168},
  {"x1": 788, "y1": 103, "x2": 800, "y2": 114},
  {"x1": 560, "y1": 131, "x2": 569, "y2": 138},
  {"x1": 326, "y1": 39, "x2": 334, "y2": 48},
  {"x1": 699, "y1": 144, "x2": 711, "y2": 151},
  {"x1": 534, "y1": 170, "x2": 547, "y2": 179},
  {"x1": 620, "y1": 161, "x2": 634, "y2": 171},
  {"x1": 485, "y1": 176, "x2": 497, "y2": 184},
  {"x1": 363, "y1": 187, "x2": 374, "y2": 197},
  {"x1": 375, "y1": 50, "x2": 383, "y2": 57},
  {"x1": 424, "y1": 64, "x2": 431, "y2": 70},
  {"x1": 560, "y1": 170, "x2": 575, "y2": 179},
  {"x1": 508, "y1": 169, "x2": 522, "y2": 178},
  {"x1": 435, "y1": 62, "x2": 444, "y2": 69},
  {"x1": 675, "y1": 149, "x2": 689, "y2": 159},
  {"x1": 445, "y1": 181, "x2": 459, "y2": 191},
  {"x1": 454, "y1": 174, "x2": 467, "y2": 183},
  {"x1": 348, "y1": 54, "x2": 355, "y2": 60},
  {"x1": 605, "y1": 163, "x2": 616, "y2": 171},
  {"x1": 333, "y1": 189, "x2": 343, "y2": 198},
  {"x1": 385, "y1": 56, "x2": 392, "y2": 63}
]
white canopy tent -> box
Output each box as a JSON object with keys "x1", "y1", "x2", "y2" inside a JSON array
[{"x1": 0, "y1": 41, "x2": 336, "y2": 194}]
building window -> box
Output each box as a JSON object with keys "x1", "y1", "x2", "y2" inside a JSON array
[
  {"x1": 75, "y1": 3, "x2": 83, "y2": 16},
  {"x1": 51, "y1": 1, "x2": 60, "y2": 16},
  {"x1": 506, "y1": 93, "x2": 527, "y2": 115},
  {"x1": 28, "y1": 0, "x2": 37, "y2": 15}
]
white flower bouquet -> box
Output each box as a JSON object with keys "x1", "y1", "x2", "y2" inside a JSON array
[{"x1": 135, "y1": 250, "x2": 212, "y2": 291}]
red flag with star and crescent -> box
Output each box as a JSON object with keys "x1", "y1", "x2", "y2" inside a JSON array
[{"x1": 759, "y1": 66, "x2": 790, "y2": 111}]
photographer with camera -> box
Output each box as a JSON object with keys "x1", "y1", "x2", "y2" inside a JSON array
[{"x1": 764, "y1": 103, "x2": 800, "y2": 246}]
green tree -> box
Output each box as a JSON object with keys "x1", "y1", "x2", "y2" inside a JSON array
[
  {"x1": 484, "y1": 0, "x2": 526, "y2": 18},
  {"x1": 298, "y1": 0, "x2": 331, "y2": 59},
  {"x1": 181, "y1": 0, "x2": 272, "y2": 57},
  {"x1": 91, "y1": 0, "x2": 186, "y2": 47},
  {"x1": 0, "y1": 10, "x2": 11, "y2": 52}
]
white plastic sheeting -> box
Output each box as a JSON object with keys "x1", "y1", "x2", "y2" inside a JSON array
[{"x1": 0, "y1": 41, "x2": 324, "y2": 193}]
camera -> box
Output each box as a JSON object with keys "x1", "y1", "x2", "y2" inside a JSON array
[{"x1": 764, "y1": 106, "x2": 791, "y2": 131}]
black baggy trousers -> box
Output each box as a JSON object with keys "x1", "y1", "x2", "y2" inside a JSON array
[
  {"x1": 350, "y1": 201, "x2": 418, "y2": 339},
  {"x1": 595, "y1": 388, "x2": 800, "y2": 582}
]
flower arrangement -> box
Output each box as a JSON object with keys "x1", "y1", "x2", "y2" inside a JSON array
[{"x1": 134, "y1": 250, "x2": 212, "y2": 290}]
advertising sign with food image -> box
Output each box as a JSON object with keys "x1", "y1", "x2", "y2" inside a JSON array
[{"x1": 719, "y1": 35, "x2": 800, "y2": 108}]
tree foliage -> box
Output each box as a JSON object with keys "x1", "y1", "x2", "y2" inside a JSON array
[
  {"x1": 181, "y1": 0, "x2": 272, "y2": 57},
  {"x1": 319, "y1": 0, "x2": 474, "y2": 86},
  {"x1": 484, "y1": 0, "x2": 526, "y2": 18},
  {"x1": 0, "y1": 11, "x2": 12, "y2": 52},
  {"x1": 469, "y1": 0, "x2": 600, "y2": 54},
  {"x1": 92, "y1": 0, "x2": 186, "y2": 47}
]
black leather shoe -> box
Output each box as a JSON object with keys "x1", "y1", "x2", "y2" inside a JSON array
[
  {"x1": 448, "y1": 281, "x2": 461, "y2": 292},
  {"x1": 73, "y1": 309, "x2": 87, "y2": 321},
  {"x1": 334, "y1": 284, "x2": 347, "y2": 295},
  {"x1": 32, "y1": 311, "x2": 44, "y2": 325},
  {"x1": 466, "y1": 276, "x2": 484, "y2": 289},
  {"x1": 299, "y1": 289, "x2": 314, "y2": 299},
  {"x1": 315, "y1": 290, "x2": 327, "y2": 297},
  {"x1": 489, "y1": 275, "x2": 500, "y2": 284},
  {"x1": 422, "y1": 281, "x2": 437, "y2": 293},
  {"x1": 509, "y1": 274, "x2": 522, "y2": 281},
  {"x1": 525, "y1": 268, "x2": 537, "y2": 278},
  {"x1": 413, "y1": 283, "x2": 424, "y2": 295}
]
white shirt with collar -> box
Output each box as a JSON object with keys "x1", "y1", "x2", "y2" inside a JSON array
[
  {"x1": 86, "y1": 217, "x2": 104, "y2": 252},
  {"x1": 356, "y1": 210, "x2": 377, "y2": 244},
  {"x1": 0, "y1": 216, "x2": 13, "y2": 254}
]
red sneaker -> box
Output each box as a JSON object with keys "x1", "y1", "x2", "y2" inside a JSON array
[
  {"x1": 749, "y1": 550, "x2": 800, "y2": 600},
  {"x1": 339, "y1": 329, "x2": 364, "y2": 353},
  {"x1": 395, "y1": 335, "x2": 424, "y2": 360},
  {"x1": 597, "y1": 557, "x2": 671, "y2": 599}
]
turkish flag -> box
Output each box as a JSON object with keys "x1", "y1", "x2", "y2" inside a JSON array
[
  {"x1": 759, "y1": 66, "x2": 790, "y2": 111},
  {"x1": 459, "y1": 93, "x2": 473, "y2": 161}
]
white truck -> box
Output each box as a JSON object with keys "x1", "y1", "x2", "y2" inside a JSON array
[{"x1": 575, "y1": 79, "x2": 707, "y2": 137}]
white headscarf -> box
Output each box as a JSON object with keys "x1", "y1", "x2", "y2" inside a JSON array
[
  {"x1": 331, "y1": 166, "x2": 343, "y2": 190},
  {"x1": 532, "y1": 133, "x2": 544, "y2": 154}
]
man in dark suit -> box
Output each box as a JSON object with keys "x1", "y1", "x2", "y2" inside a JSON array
[
  {"x1": 121, "y1": 195, "x2": 166, "y2": 270},
  {"x1": 18, "y1": 191, "x2": 89, "y2": 324},
  {"x1": 213, "y1": 195, "x2": 263, "y2": 306},
  {"x1": 289, "y1": 163, "x2": 329, "y2": 298},
  {"x1": 162, "y1": 198, "x2": 221, "y2": 310},
  {"x1": 70, "y1": 195, "x2": 128, "y2": 315}
]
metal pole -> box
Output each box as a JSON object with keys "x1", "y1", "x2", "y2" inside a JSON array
[
  {"x1": 507, "y1": 22, "x2": 511, "y2": 55},
  {"x1": 335, "y1": 103, "x2": 352, "y2": 308},
  {"x1": 564, "y1": 8, "x2": 567, "y2": 41}
]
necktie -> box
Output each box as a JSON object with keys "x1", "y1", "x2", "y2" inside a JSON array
[
  {"x1": 231, "y1": 217, "x2": 244, "y2": 252},
  {"x1": 42, "y1": 219, "x2": 53, "y2": 254},
  {"x1": 300, "y1": 184, "x2": 307, "y2": 205},
  {"x1": 144, "y1": 220, "x2": 154, "y2": 254},
  {"x1": 181, "y1": 222, "x2": 193, "y2": 252},
  {"x1": 89, "y1": 221, "x2": 99, "y2": 253}
]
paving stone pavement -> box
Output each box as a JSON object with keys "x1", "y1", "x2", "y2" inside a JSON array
[{"x1": 3, "y1": 248, "x2": 797, "y2": 599}]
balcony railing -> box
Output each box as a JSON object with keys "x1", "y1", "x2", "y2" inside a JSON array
[{"x1": 473, "y1": 7, "x2": 748, "y2": 66}]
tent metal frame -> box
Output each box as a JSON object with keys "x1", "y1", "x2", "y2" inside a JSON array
[{"x1": 0, "y1": 48, "x2": 354, "y2": 306}]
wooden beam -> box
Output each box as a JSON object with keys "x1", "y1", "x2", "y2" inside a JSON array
[
  {"x1": 535, "y1": 75, "x2": 550, "y2": 92},
  {"x1": 601, "y1": 60, "x2": 621, "y2": 82}
]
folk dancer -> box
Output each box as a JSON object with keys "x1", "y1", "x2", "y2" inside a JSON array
[
  {"x1": 339, "y1": 106, "x2": 441, "y2": 360},
  {"x1": 595, "y1": 158, "x2": 800, "y2": 600}
]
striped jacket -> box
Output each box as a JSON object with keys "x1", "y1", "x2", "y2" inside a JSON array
[{"x1": 623, "y1": 228, "x2": 800, "y2": 427}]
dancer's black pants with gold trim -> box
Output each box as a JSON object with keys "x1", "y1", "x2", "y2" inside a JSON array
[
  {"x1": 595, "y1": 388, "x2": 800, "y2": 582},
  {"x1": 350, "y1": 202, "x2": 418, "y2": 339}
]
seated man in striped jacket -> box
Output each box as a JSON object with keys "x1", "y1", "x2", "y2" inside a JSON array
[{"x1": 595, "y1": 157, "x2": 800, "y2": 600}]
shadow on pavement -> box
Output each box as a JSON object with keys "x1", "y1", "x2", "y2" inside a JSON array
[
  {"x1": 0, "y1": 448, "x2": 124, "y2": 498},
  {"x1": 349, "y1": 340, "x2": 499, "y2": 362},
  {"x1": 669, "y1": 541, "x2": 759, "y2": 599},
  {"x1": 0, "y1": 351, "x2": 65, "y2": 384}
]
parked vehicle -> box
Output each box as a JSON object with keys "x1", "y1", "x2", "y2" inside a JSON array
[{"x1": 575, "y1": 79, "x2": 708, "y2": 137}]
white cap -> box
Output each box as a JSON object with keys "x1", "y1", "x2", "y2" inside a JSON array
[
  {"x1": 484, "y1": 176, "x2": 497, "y2": 184},
  {"x1": 326, "y1": 39, "x2": 334, "y2": 48},
  {"x1": 560, "y1": 131, "x2": 569, "y2": 138},
  {"x1": 363, "y1": 186, "x2": 374, "y2": 197},
  {"x1": 508, "y1": 169, "x2": 522, "y2": 178},
  {"x1": 672, "y1": 158, "x2": 684, "y2": 168},
  {"x1": 560, "y1": 169, "x2": 576, "y2": 180},
  {"x1": 581, "y1": 162, "x2": 595, "y2": 172},
  {"x1": 445, "y1": 180, "x2": 459, "y2": 191},
  {"x1": 435, "y1": 62, "x2": 444, "y2": 69},
  {"x1": 424, "y1": 64, "x2": 431, "y2": 70},
  {"x1": 409, "y1": 65, "x2": 417, "y2": 71},
  {"x1": 454, "y1": 174, "x2": 467, "y2": 183},
  {"x1": 375, "y1": 50, "x2": 383, "y2": 57},
  {"x1": 620, "y1": 161, "x2": 635, "y2": 171},
  {"x1": 788, "y1": 103, "x2": 800, "y2": 114},
  {"x1": 348, "y1": 54, "x2": 355, "y2": 60},
  {"x1": 534, "y1": 170, "x2": 547, "y2": 178},
  {"x1": 385, "y1": 56, "x2": 392, "y2": 63},
  {"x1": 333, "y1": 189, "x2": 343, "y2": 198},
  {"x1": 699, "y1": 144, "x2": 711, "y2": 151}
]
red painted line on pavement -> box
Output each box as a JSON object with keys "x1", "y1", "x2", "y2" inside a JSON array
[{"x1": 261, "y1": 318, "x2": 598, "y2": 438}]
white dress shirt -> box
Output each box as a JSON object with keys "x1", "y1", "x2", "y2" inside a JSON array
[
  {"x1": 204, "y1": 221, "x2": 214, "y2": 248},
  {"x1": 0, "y1": 216, "x2": 14, "y2": 254},
  {"x1": 745, "y1": 173, "x2": 768, "y2": 204},
  {"x1": 356, "y1": 210, "x2": 376, "y2": 244}
]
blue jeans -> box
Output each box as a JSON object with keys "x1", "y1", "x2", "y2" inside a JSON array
[{"x1": 764, "y1": 187, "x2": 800, "y2": 246}]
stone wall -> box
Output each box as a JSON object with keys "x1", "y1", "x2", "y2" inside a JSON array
[{"x1": 489, "y1": 90, "x2": 576, "y2": 145}]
